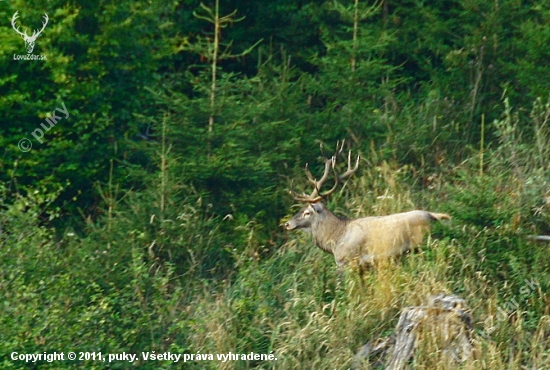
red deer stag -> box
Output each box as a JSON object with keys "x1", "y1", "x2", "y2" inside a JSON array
[{"x1": 284, "y1": 141, "x2": 450, "y2": 267}]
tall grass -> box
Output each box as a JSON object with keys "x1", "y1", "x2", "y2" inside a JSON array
[
  {"x1": 1, "y1": 98, "x2": 549, "y2": 369},
  {"x1": 183, "y1": 136, "x2": 549, "y2": 369}
]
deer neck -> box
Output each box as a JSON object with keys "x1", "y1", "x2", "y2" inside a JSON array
[{"x1": 312, "y1": 208, "x2": 348, "y2": 255}]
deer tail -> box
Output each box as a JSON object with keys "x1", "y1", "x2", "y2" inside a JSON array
[{"x1": 429, "y1": 212, "x2": 451, "y2": 221}]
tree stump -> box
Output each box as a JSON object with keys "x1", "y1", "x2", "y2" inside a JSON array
[{"x1": 353, "y1": 293, "x2": 475, "y2": 369}]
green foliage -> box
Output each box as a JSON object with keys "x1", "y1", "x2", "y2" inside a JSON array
[
  {"x1": 0, "y1": 0, "x2": 177, "y2": 217},
  {"x1": 2, "y1": 0, "x2": 550, "y2": 368}
]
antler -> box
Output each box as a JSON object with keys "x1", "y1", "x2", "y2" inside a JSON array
[
  {"x1": 11, "y1": 12, "x2": 27, "y2": 38},
  {"x1": 11, "y1": 12, "x2": 48, "y2": 39},
  {"x1": 289, "y1": 140, "x2": 360, "y2": 203},
  {"x1": 33, "y1": 14, "x2": 49, "y2": 39}
]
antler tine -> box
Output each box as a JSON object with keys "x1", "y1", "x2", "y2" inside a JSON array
[
  {"x1": 31, "y1": 14, "x2": 48, "y2": 38},
  {"x1": 338, "y1": 150, "x2": 360, "y2": 181},
  {"x1": 315, "y1": 157, "x2": 335, "y2": 187},
  {"x1": 288, "y1": 179, "x2": 316, "y2": 202},
  {"x1": 11, "y1": 11, "x2": 27, "y2": 37},
  {"x1": 300, "y1": 155, "x2": 335, "y2": 201},
  {"x1": 314, "y1": 140, "x2": 343, "y2": 196},
  {"x1": 316, "y1": 160, "x2": 340, "y2": 198},
  {"x1": 304, "y1": 162, "x2": 316, "y2": 184},
  {"x1": 289, "y1": 140, "x2": 359, "y2": 203},
  {"x1": 37, "y1": 14, "x2": 49, "y2": 35},
  {"x1": 319, "y1": 142, "x2": 327, "y2": 159},
  {"x1": 318, "y1": 149, "x2": 359, "y2": 198},
  {"x1": 335, "y1": 139, "x2": 345, "y2": 157}
]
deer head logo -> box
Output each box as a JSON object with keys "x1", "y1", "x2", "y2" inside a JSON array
[{"x1": 11, "y1": 11, "x2": 49, "y2": 54}]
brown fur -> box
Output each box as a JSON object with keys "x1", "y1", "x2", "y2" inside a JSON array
[{"x1": 285, "y1": 202, "x2": 450, "y2": 267}]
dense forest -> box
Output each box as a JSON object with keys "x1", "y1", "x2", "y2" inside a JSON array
[{"x1": 1, "y1": 0, "x2": 550, "y2": 368}]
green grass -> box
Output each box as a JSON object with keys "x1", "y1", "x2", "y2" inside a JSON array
[{"x1": 2, "y1": 102, "x2": 550, "y2": 369}]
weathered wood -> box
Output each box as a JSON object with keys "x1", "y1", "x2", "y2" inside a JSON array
[{"x1": 353, "y1": 293, "x2": 475, "y2": 369}]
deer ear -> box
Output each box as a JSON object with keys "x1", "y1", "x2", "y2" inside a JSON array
[{"x1": 311, "y1": 202, "x2": 323, "y2": 213}]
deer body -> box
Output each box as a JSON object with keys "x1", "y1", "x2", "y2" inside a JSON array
[
  {"x1": 285, "y1": 141, "x2": 450, "y2": 267},
  {"x1": 285, "y1": 202, "x2": 450, "y2": 267}
]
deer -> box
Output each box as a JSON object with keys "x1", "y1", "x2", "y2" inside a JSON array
[
  {"x1": 11, "y1": 11, "x2": 49, "y2": 54},
  {"x1": 284, "y1": 141, "x2": 450, "y2": 268}
]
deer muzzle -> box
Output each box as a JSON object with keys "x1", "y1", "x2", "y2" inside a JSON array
[{"x1": 284, "y1": 220, "x2": 297, "y2": 230}]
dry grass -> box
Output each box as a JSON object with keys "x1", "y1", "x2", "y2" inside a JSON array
[{"x1": 184, "y1": 135, "x2": 550, "y2": 369}]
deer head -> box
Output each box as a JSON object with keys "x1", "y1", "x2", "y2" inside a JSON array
[
  {"x1": 285, "y1": 140, "x2": 359, "y2": 233},
  {"x1": 12, "y1": 11, "x2": 49, "y2": 54}
]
